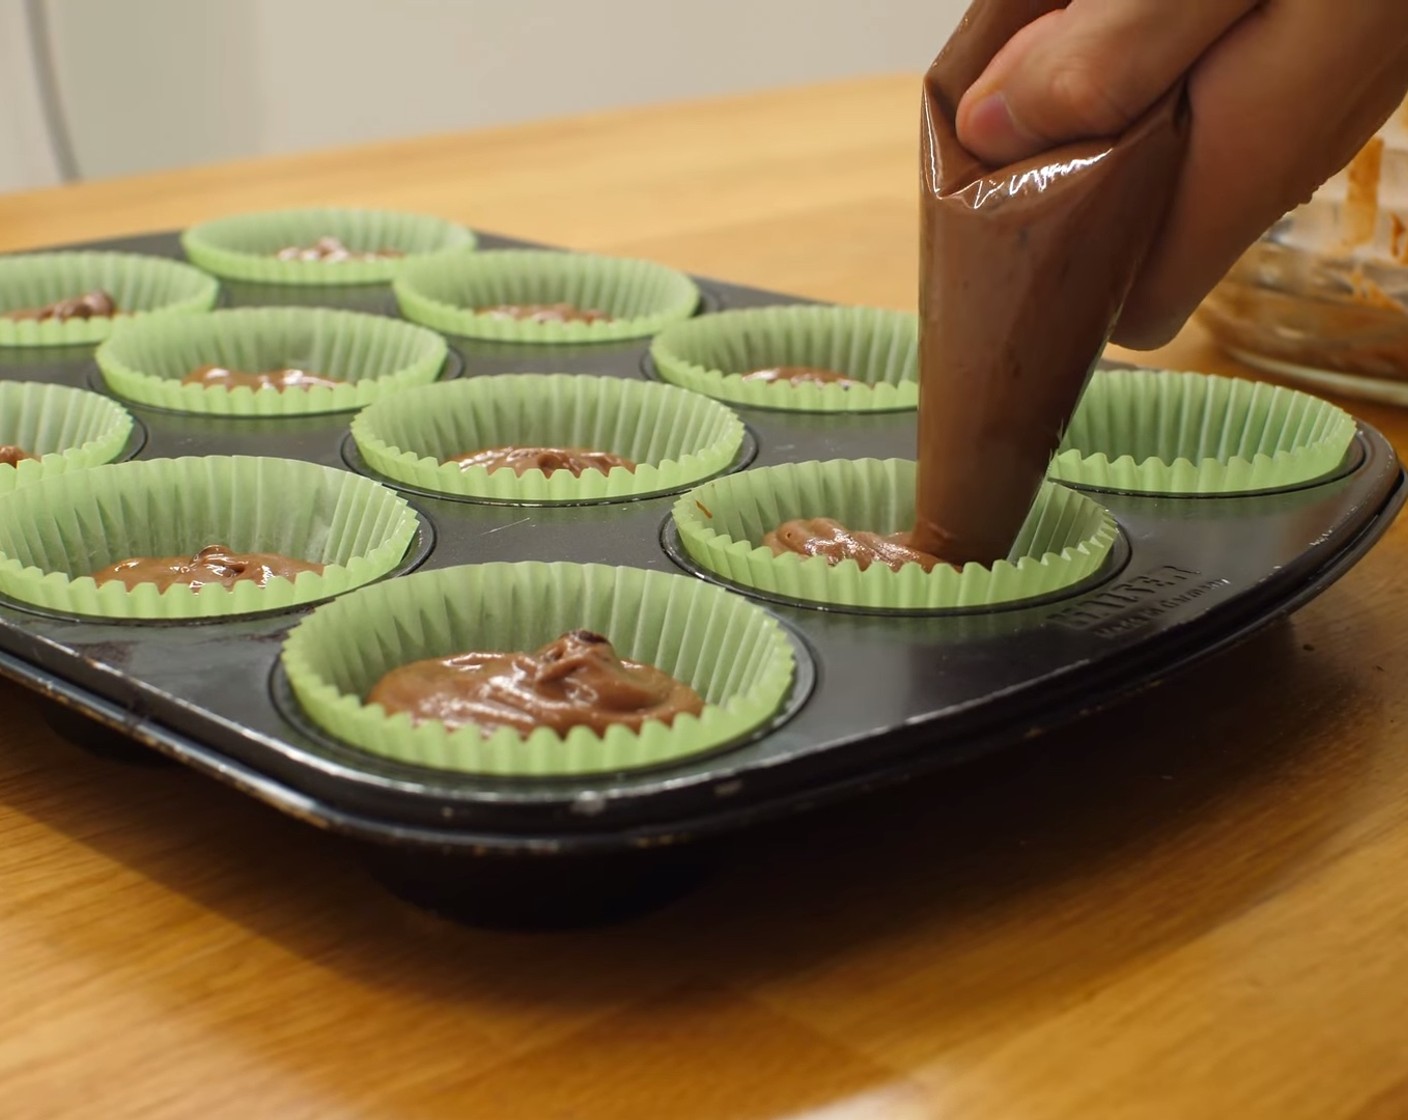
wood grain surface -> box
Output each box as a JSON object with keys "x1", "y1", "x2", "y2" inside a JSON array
[{"x1": 2, "y1": 75, "x2": 1407, "y2": 1120}]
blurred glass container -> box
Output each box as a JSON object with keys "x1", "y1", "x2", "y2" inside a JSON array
[{"x1": 1199, "y1": 100, "x2": 1408, "y2": 403}]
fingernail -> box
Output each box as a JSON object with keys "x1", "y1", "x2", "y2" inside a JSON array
[{"x1": 959, "y1": 91, "x2": 1036, "y2": 163}]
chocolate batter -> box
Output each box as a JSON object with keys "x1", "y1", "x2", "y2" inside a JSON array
[
  {"x1": 476, "y1": 303, "x2": 614, "y2": 325},
  {"x1": 0, "y1": 446, "x2": 37, "y2": 467},
  {"x1": 448, "y1": 446, "x2": 637, "y2": 477},
  {"x1": 763, "y1": 517, "x2": 945, "y2": 573},
  {"x1": 368, "y1": 629, "x2": 704, "y2": 736},
  {"x1": 740, "y1": 366, "x2": 861, "y2": 388},
  {"x1": 274, "y1": 236, "x2": 402, "y2": 262},
  {"x1": 92, "y1": 544, "x2": 324, "y2": 592},
  {"x1": 181, "y1": 364, "x2": 343, "y2": 392},
  {"x1": 1, "y1": 289, "x2": 117, "y2": 323},
  {"x1": 915, "y1": 0, "x2": 1189, "y2": 563}
]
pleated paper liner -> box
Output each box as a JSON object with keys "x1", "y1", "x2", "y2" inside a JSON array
[
  {"x1": 0, "y1": 382, "x2": 134, "y2": 495},
  {"x1": 181, "y1": 207, "x2": 475, "y2": 285},
  {"x1": 280, "y1": 562, "x2": 798, "y2": 777},
  {"x1": 0, "y1": 252, "x2": 219, "y2": 347},
  {"x1": 393, "y1": 249, "x2": 700, "y2": 343},
  {"x1": 649, "y1": 305, "x2": 919, "y2": 412},
  {"x1": 1050, "y1": 369, "x2": 1360, "y2": 494},
  {"x1": 673, "y1": 459, "x2": 1117, "y2": 611},
  {"x1": 0, "y1": 456, "x2": 418, "y2": 620},
  {"x1": 95, "y1": 307, "x2": 449, "y2": 417},
  {"x1": 351, "y1": 374, "x2": 746, "y2": 503}
]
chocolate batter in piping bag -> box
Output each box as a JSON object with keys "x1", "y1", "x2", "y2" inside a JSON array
[{"x1": 914, "y1": 0, "x2": 1190, "y2": 564}]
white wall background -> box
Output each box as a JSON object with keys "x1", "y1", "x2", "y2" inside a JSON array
[
  {"x1": 2, "y1": 0, "x2": 966, "y2": 189},
  {"x1": 0, "y1": 3, "x2": 62, "y2": 191}
]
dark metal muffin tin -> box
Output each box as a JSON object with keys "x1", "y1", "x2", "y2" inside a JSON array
[{"x1": 1, "y1": 229, "x2": 1402, "y2": 926}]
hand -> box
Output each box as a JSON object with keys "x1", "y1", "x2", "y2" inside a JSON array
[{"x1": 954, "y1": 1, "x2": 1408, "y2": 349}]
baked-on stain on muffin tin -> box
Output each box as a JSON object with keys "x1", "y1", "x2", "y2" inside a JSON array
[{"x1": 0, "y1": 227, "x2": 1402, "y2": 926}]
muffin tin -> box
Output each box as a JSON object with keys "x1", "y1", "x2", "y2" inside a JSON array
[{"x1": 0, "y1": 227, "x2": 1402, "y2": 925}]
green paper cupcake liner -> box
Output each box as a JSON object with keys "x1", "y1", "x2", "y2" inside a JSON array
[
  {"x1": 674, "y1": 459, "x2": 1117, "y2": 611},
  {"x1": 351, "y1": 373, "x2": 746, "y2": 502},
  {"x1": 181, "y1": 207, "x2": 475, "y2": 285},
  {"x1": 1051, "y1": 369, "x2": 1359, "y2": 494},
  {"x1": 394, "y1": 249, "x2": 700, "y2": 342},
  {"x1": 0, "y1": 456, "x2": 418, "y2": 620},
  {"x1": 649, "y1": 305, "x2": 919, "y2": 412},
  {"x1": 0, "y1": 252, "x2": 219, "y2": 347},
  {"x1": 95, "y1": 307, "x2": 449, "y2": 416},
  {"x1": 0, "y1": 382, "x2": 134, "y2": 495},
  {"x1": 281, "y1": 562, "x2": 797, "y2": 776}
]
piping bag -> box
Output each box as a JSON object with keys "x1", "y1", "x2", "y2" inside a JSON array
[{"x1": 913, "y1": 0, "x2": 1191, "y2": 564}]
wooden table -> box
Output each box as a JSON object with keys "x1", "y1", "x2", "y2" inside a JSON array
[{"x1": 2, "y1": 75, "x2": 1407, "y2": 1120}]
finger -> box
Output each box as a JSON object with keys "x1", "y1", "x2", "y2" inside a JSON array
[
  {"x1": 1113, "y1": 4, "x2": 1408, "y2": 348},
  {"x1": 956, "y1": 0, "x2": 1259, "y2": 165}
]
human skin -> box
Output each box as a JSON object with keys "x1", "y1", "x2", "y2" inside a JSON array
[{"x1": 954, "y1": 1, "x2": 1408, "y2": 348}]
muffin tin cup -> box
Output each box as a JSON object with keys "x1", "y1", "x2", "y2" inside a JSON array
[
  {"x1": 0, "y1": 455, "x2": 418, "y2": 620},
  {"x1": 0, "y1": 252, "x2": 220, "y2": 347},
  {"x1": 181, "y1": 207, "x2": 476, "y2": 285},
  {"x1": 0, "y1": 382, "x2": 134, "y2": 495},
  {"x1": 649, "y1": 305, "x2": 919, "y2": 412},
  {"x1": 280, "y1": 561, "x2": 798, "y2": 777},
  {"x1": 1051, "y1": 369, "x2": 1360, "y2": 494},
  {"x1": 674, "y1": 459, "x2": 1118, "y2": 611},
  {"x1": 393, "y1": 249, "x2": 700, "y2": 343},
  {"x1": 351, "y1": 373, "x2": 747, "y2": 503},
  {"x1": 94, "y1": 306, "x2": 450, "y2": 417}
]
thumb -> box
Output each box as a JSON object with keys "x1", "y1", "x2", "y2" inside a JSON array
[{"x1": 955, "y1": 0, "x2": 1258, "y2": 165}]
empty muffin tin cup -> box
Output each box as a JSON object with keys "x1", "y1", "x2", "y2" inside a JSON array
[
  {"x1": 181, "y1": 207, "x2": 475, "y2": 285},
  {"x1": 0, "y1": 455, "x2": 418, "y2": 620},
  {"x1": 1049, "y1": 369, "x2": 1360, "y2": 494},
  {"x1": 649, "y1": 305, "x2": 919, "y2": 412},
  {"x1": 280, "y1": 561, "x2": 798, "y2": 777},
  {"x1": 393, "y1": 249, "x2": 700, "y2": 343},
  {"x1": 0, "y1": 382, "x2": 134, "y2": 494},
  {"x1": 95, "y1": 306, "x2": 449, "y2": 416},
  {"x1": 673, "y1": 458, "x2": 1118, "y2": 611},
  {"x1": 351, "y1": 373, "x2": 746, "y2": 502},
  {"x1": 0, "y1": 251, "x2": 219, "y2": 347}
]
